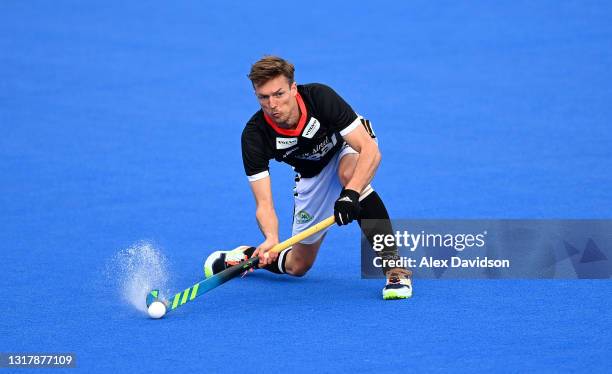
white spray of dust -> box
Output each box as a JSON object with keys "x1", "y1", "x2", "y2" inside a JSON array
[{"x1": 107, "y1": 241, "x2": 171, "y2": 313}]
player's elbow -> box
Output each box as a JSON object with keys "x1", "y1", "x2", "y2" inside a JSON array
[
  {"x1": 359, "y1": 140, "x2": 381, "y2": 163},
  {"x1": 255, "y1": 203, "x2": 275, "y2": 221}
]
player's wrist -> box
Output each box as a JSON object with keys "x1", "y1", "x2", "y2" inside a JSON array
[
  {"x1": 264, "y1": 234, "x2": 279, "y2": 243},
  {"x1": 334, "y1": 189, "x2": 361, "y2": 225},
  {"x1": 343, "y1": 182, "x2": 362, "y2": 193},
  {"x1": 341, "y1": 188, "x2": 360, "y2": 201}
]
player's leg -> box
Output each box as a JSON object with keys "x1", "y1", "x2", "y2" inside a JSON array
[
  {"x1": 279, "y1": 151, "x2": 346, "y2": 276},
  {"x1": 283, "y1": 234, "x2": 325, "y2": 276},
  {"x1": 209, "y1": 235, "x2": 326, "y2": 277},
  {"x1": 205, "y1": 156, "x2": 340, "y2": 278},
  {"x1": 204, "y1": 245, "x2": 254, "y2": 278},
  {"x1": 242, "y1": 174, "x2": 333, "y2": 277},
  {"x1": 203, "y1": 240, "x2": 323, "y2": 277},
  {"x1": 337, "y1": 152, "x2": 412, "y2": 299}
]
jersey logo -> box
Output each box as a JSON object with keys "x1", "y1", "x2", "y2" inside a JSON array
[
  {"x1": 294, "y1": 133, "x2": 338, "y2": 161},
  {"x1": 295, "y1": 210, "x2": 314, "y2": 224},
  {"x1": 282, "y1": 147, "x2": 299, "y2": 158},
  {"x1": 276, "y1": 137, "x2": 298, "y2": 150},
  {"x1": 302, "y1": 117, "x2": 320, "y2": 139}
]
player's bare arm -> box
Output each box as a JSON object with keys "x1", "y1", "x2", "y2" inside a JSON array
[
  {"x1": 249, "y1": 175, "x2": 280, "y2": 266},
  {"x1": 333, "y1": 124, "x2": 382, "y2": 226},
  {"x1": 341, "y1": 124, "x2": 381, "y2": 193}
]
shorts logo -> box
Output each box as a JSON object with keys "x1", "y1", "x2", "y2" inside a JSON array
[
  {"x1": 295, "y1": 210, "x2": 314, "y2": 224},
  {"x1": 276, "y1": 137, "x2": 298, "y2": 150},
  {"x1": 302, "y1": 117, "x2": 320, "y2": 139}
]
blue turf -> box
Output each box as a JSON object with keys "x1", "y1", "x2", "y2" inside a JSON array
[{"x1": 1, "y1": 1, "x2": 611, "y2": 372}]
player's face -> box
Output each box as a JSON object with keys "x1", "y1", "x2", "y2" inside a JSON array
[{"x1": 254, "y1": 75, "x2": 298, "y2": 125}]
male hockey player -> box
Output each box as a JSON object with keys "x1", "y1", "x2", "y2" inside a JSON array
[{"x1": 205, "y1": 56, "x2": 411, "y2": 299}]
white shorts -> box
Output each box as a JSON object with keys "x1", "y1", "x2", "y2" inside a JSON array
[{"x1": 292, "y1": 143, "x2": 373, "y2": 244}]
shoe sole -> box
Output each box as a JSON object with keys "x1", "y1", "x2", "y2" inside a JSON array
[{"x1": 383, "y1": 288, "x2": 413, "y2": 300}]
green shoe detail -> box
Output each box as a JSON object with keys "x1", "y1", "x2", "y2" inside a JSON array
[{"x1": 382, "y1": 268, "x2": 413, "y2": 300}]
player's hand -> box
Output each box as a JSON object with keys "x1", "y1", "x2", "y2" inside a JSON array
[
  {"x1": 334, "y1": 188, "x2": 361, "y2": 225},
  {"x1": 253, "y1": 237, "x2": 279, "y2": 267}
]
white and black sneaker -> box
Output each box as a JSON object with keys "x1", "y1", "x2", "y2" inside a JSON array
[
  {"x1": 203, "y1": 245, "x2": 254, "y2": 278},
  {"x1": 382, "y1": 268, "x2": 413, "y2": 300}
]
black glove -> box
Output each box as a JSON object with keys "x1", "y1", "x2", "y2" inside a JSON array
[{"x1": 334, "y1": 189, "x2": 361, "y2": 225}]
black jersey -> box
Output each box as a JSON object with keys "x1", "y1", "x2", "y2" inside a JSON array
[{"x1": 242, "y1": 83, "x2": 363, "y2": 180}]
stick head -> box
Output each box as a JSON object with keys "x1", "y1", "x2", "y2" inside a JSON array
[{"x1": 146, "y1": 289, "x2": 160, "y2": 308}]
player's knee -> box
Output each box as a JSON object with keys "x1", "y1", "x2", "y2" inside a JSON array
[
  {"x1": 290, "y1": 264, "x2": 312, "y2": 277},
  {"x1": 286, "y1": 255, "x2": 313, "y2": 277}
]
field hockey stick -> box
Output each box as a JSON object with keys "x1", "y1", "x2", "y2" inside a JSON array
[{"x1": 146, "y1": 215, "x2": 335, "y2": 315}]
